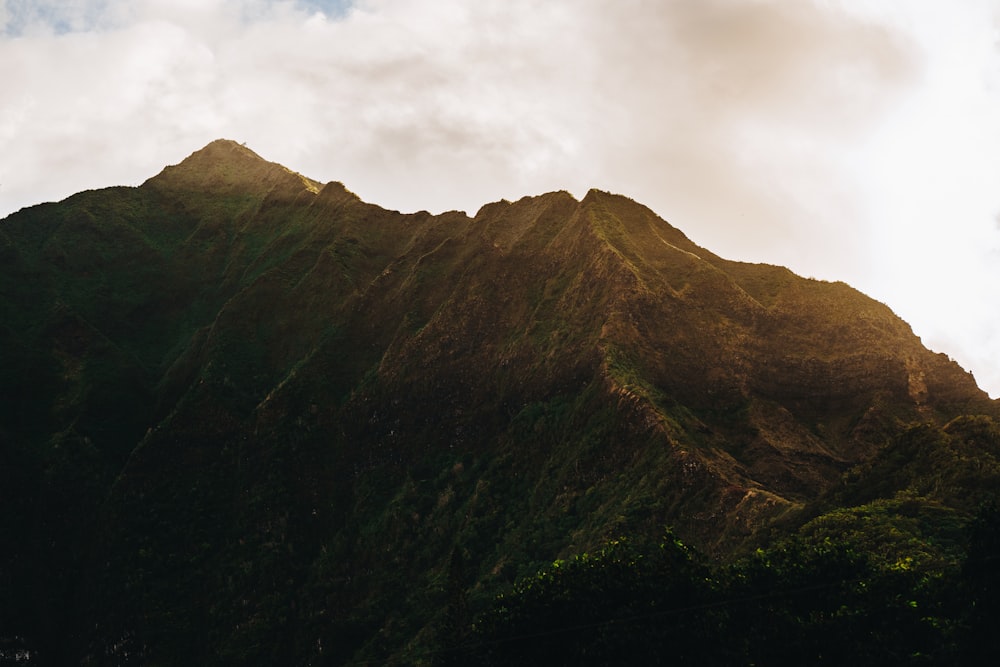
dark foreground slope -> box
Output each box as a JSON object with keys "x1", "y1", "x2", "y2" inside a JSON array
[{"x1": 1, "y1": 140, "x2": 996, "y2": 664}]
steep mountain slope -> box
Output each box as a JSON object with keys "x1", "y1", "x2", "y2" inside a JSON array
[{"x1": 1, "y1": 140, "x2": 996, "y2": 664}]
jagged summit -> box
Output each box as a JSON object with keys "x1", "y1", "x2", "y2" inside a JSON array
[
  {"x1": 196, "y1": 137, "x2": 264, "y2": 158},
  {"x1": 144, "y1": 138, "x2": 322, "y2": 196}
]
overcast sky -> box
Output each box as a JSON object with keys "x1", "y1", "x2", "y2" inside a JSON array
[{"x1": 1, "y1": 0, "x2": 999, "y2": 397}]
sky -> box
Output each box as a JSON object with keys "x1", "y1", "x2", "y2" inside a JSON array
[{"x1": 1, "y1": 0, "x2": 998, "y2": 397}]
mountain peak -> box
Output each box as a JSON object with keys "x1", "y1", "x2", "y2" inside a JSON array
[
  {"x1": 203, "y1": 137, "x2": 257, "y2": 152},
  {"x1": 3, "y1": 139, "x2": 1000, "y2": 663},
  {"x1": 169, "y1": 138, "x2": 271, "y2": 173},
  {"x1": 143, "y1": 139, "x2": 321, "y2": 196},
  {"x1": 192, "y1": 138, "x2": 272, "y2": 166}
]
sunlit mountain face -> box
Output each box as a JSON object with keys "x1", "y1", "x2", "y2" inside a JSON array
[{"x1": 1, "y1": 141, "x2": 998, "y2": 664}]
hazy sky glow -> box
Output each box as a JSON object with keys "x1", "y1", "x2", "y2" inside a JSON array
[{"x1": 1, "y1": 0, "x2": 999, "y2": 397}]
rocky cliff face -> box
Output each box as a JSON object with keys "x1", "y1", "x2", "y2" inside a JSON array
[{"x1": 1, "y1": 139, "x2": 995, "y2": 663}]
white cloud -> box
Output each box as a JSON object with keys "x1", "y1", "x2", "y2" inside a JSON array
[
  {"x1": 0, "y1": 0, "x2": 998, "y2": 396},
  {"x1": 840, "y1": 0, "x2": 1000, "y2": 397}
]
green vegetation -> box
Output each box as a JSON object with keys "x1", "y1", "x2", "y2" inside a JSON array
[
  {"x1": 1, "y1": 140, "x2": 998, "y2": 664},
  {"x1": 457, "y1": 528, "x2": 974, "y2": 666}
]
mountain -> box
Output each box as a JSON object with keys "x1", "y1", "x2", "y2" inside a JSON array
[{"x1": 1, "y1": 139, "x2": 997, "y2": 664}]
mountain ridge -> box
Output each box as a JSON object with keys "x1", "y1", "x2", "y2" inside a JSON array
[{"x1": 1, "y1": 140, "x2": 997, "y2": 663}]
